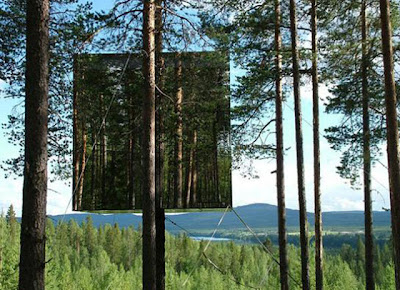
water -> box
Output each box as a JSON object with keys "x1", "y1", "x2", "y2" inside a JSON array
[{"x1": 190, "y1": 236, "x2": 231, "y2": 242}]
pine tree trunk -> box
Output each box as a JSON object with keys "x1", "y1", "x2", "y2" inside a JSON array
[
  {"x1": 311, "y1": 0, "x2": 323, "y2": 289},
  {"x1": 155, "y1": 1, "x2": 165, "y2": 288},
  {"x1": 73, "y1": 57, "x2": 80, "y2": 211},
  {"x1": 78, "y1": 124, "x2": 87, "y2": 209},
  {"x1": 100, "y1": 94, "x2": 107, "y2": 205},
  {"x1": 362, "y1": 2, "x2": 375, "y2": 289},
  {"x1": 91, "y1": 127, "x2": 97, "y2": 209},
  {"x1": 185, "y1": 132, "x2": 194, "y2": 207},
  {"x1": 213, "y1": 113, "x2": 221, "y2": 203},
  {"x1": 155, "y1": 208, "x2": 165, "y2": 290},
  {"x1": 128, "y1": 90, "x2": 135, "y2": 208},
  {"x1": 275, "y1": 1, "x2": 289, "y2": 289},
  {"x1": 191, "y1": 130, "x2": 198, "y2": 206},
  {"x1": 19, "y1": 0, "x2": 49, "y2": 289},
  {"x1": 379, "y1": 1, "x2": 400, "y2": 289},
  {"x1": 155, "y1": 0, "x2": 165, "y2": 209},
  {"x1": 142, "y1": 0, "x2": 157, "y2": 289},
  {"x1": 289, "y1": 0, "x2": 310, "y2": 288},
  {"x1": 174, "y1": 54, "x2": 183, "y2": 208}
]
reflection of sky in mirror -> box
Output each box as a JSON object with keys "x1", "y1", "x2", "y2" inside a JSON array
[{"x1": 0, "y1": 1, "x2": 391, "y2": 216}]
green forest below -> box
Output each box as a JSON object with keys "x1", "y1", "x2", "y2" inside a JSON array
[{"x1": 0, "y1": 206, "x2": 396, "y2": 290}]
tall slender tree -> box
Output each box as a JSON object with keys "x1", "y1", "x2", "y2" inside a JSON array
[
  {"x1": 174, "y1": 54, "x2": 183, "y2": 208},
  {"x1": 379, "y1": 0, "x2": 400, "y2": 288},
  {"x1": 19, "y1": 0, "x2": 49, "y2": 289},
  {"x1": 155, "y1": 0, "x2": 165, "y2": 288},
  {"x1": 311, "y1": 0, "x2": 323, "y2": 288},
  {"x1": 275, "y1": 0, "x2": 289, "y2": 289},
  {"x1": 289, "y1": 0, "x2": 310, "y2": 288},
  {"x1": 142, "y1": 0, "x2": 157, "y2": 288},
  {"x1": 361, "y1": 1, "x2": 375, "y2": 289}
]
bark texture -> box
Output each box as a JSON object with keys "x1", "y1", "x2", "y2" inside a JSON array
[
  {"x1": 19, "y1": 0, "x2": 50, "y2": 289},
  {"x1": 73, "y1": 57, "x2": 80, "y2": 211},
  {"x1": 142, "y1": 1, "x2": 157, "y2": 289},
  {"x1": 311, "y1": 0, "x2": 323, "y2": 289},
  {"x1": 379, "y1": 0, "x2": 400, "y2": 289},
  {"x1": 362, "y1": 2, "x2": 375, "y2": 289},
  {"x1": 289, "y1": 0, "x2": 310, "y2": 288},
  {"x1": 275, "y1": 1, "x2": 289, "y2": 289},
  {"x1": 155, "y1": 1, "x2": 165, "y2": 289},
  {"x1": 174, "y1": 54, "x2": 183, "y2": 208}
]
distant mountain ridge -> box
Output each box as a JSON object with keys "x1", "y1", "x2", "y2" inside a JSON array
[{"x1": 46, "y1": 203, "x2": 391, "y2": 233}]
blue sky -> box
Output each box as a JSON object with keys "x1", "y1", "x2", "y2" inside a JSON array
[{"x1": 0, "y1": 1, "x2": 392, "y2": 216}]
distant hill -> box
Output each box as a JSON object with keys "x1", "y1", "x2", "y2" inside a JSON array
[{"x1": 47, "y1": 203, "x2": 391, "y2": 234}]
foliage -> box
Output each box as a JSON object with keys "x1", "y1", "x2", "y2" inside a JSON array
[
  {"x1": 319, "y1": 0, "x2": 400, "y2": 184},
  {"x1": 0, "y1": 0, "x2": 101, "y2": 180},
  {"x1": 0, "y1": 205, "x2": 395, "y2": 289}
]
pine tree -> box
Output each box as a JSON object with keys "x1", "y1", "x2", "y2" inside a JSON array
[
  {"x1": 6, "y1": 205, "x2": 18, "y2": 242},
  {"x1": 289, "y1": 0, "x2": 310, "y2": 287},
  {"x1": 361, "y1": 1, "x2": 375, "y2": 288},
  {"x1": 19, "y1": 0, "x2": 49, "y2": 288},
  {"x1": 311, "y1": 0, "x2": 323, "y2": 288},
  {"x1": 379, "y1": 0, "x2": 400, "y2": 288},
  {"x1": 142, "y1": 0, "x2": 157, "y2": 288},
  {"x1": 275, "y1": 0, "x2": 289, "y2": 289}
]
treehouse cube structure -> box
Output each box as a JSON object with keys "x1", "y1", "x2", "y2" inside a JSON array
[{"x1": 73, "y1": 52, "x2": 231, "y2": 212}]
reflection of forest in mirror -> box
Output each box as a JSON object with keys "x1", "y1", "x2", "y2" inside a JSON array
[{"x1": 73, "y1": 52, "x2": 231, "y2": 211}]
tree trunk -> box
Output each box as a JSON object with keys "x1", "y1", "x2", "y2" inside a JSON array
[
  {"x1": 78, "y1": 124, "x2": 87, "y2": 209},
  {"x1": 311, "y1": 0, "x2": 323, "y2": 289},
  {"x1": 128, "y1": 96, "x2": 134, "y2": 208},
  {"x1": 155, "y1": 0, "x2": 165, "y2": 210},
  {"x1": 142, "y1": 1, "x2": 157, "y2": 289},
  {"x1": 91, "y1": 126, "x2": 97, "y2": 209},
  {"x1": 100, "y1": 94, "x2": 107, "y2": 205},
  {"x1": 174, "y1": 54, "x2": 183, "y2": 208},
  {"x1": 19, "y1": 0, "x2": 49, "y2": 289},
  {"x1": 110, "y1": 147, "x2": 116, "y2": 205},
  {"x1": 379, "y1": 1, "x2": 400, "y2": 288},
  {"x1": 362, "y1": 2, "x2": 375, "y2": 289},
  {"x1": 155, "y1": 1, "x2": 165, "y2": 289},
  {"x1": 213, "y1": 114, "x2": 221, "y2": 203},
  {"x1": 289, "y1": 0, "x2": 310, "y2": 288},
  {"x1": 191, "y1": 130, "x2": 198, "y2": 206},
  {"x1": 185, "y1": 132, "x2": 194, "y2": 207},
  {"x1": 73, "y1": 57, "x2": 80, "y2": 211},
  {"x1": 275, "y1": 1, "x2": 289, "y2": 289},
  {"x1": 155, "y1": 208, "x2": 165, "y2": 290}
]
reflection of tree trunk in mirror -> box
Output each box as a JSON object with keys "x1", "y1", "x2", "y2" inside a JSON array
[
  {"x1": 174, "y1": 54, "x2": 183, "y2": 208},
  {"x1": 167, "y1": 161, "x2": 173, "y2": 208},
  {"x1": 213, "y1": 112, "x2": 220, "y2": 203},
  {"x1": 100, "y1": 94, "x2": 107, "y2": 206},
  {"x1": 78, "y1": 123, "x2": 87, "y2": 209},
  {"x1": 73, "y1": 61, "x2": 80, "y2": 211},
  {"x1": 110, "y1": 147, "x2": 116, "y2": 207},
  {"x1": 128, "y1": 92, "x2": 136, "y2": 209},
  {"x1": 191, "y1": 130, "x2": 198, "y2": 206},
  {"x1": 91, "y1": 126, "x2": 96, "y2": 209},
  {"x1": 185, "y1": 132, "x2": 194, "y2": 207}
]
